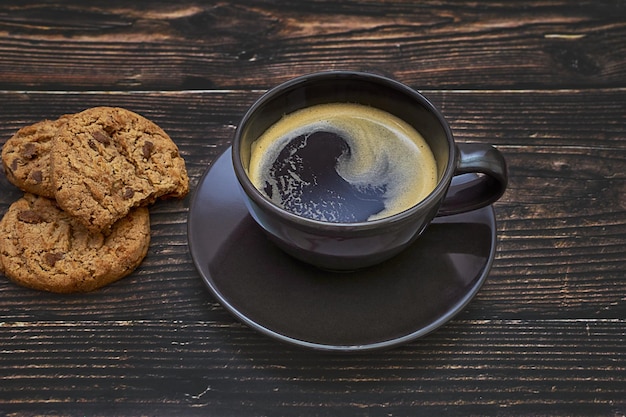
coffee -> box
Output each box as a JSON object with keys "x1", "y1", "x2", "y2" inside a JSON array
[{"x1": 247, "y1": 103, "x2": 437, "y2": 223}]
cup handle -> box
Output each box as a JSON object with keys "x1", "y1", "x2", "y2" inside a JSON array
[{"x1": 437, "y1": 143, "x2": 508, "y2": 216}]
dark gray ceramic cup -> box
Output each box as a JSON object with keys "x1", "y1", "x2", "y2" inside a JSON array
[{"x1": 232, "y1": 71, "x2": 507, "y2": 270}]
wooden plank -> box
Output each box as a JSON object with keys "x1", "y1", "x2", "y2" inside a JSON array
[
  {"x1": 0, "y1": 89, "x2": 624, "y2": 322},
  {"x1": 0, "y1": 320, "x2": 624, "y2": 415},
  {"x1": 0, "y1": 1, "x2": 624, "y2": 90}
]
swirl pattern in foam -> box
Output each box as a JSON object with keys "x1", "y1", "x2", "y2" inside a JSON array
[{"x1": 248, "y1": 103, "x2": 437, "y2": 223}]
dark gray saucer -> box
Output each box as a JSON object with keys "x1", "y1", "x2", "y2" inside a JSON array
[{"x1": 188, "y1": 148, "x2": 497, "y2": 352}]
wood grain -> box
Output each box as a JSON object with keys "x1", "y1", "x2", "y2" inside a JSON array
[
  {"x1": 0, "y1": 1, "x2": 624, "y2": 90},
  {"x1": 0, "y1": 1, "x2": 624, "y2": 415},
  {"x1": 0, "y1": 320, "x2": 623, "y2": 416}
]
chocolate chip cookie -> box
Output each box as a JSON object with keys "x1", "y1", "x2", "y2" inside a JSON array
[
  {"x1": 0, "y1": 193, "x2": 150, "y2": 293},
  {"x1": 51, "y1": 107, "x2": 189, "y2": 232},
  {"x1": 1, "y1": 116, "x2": 71, "y2": 198}
]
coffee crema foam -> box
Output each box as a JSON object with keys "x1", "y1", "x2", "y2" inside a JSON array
[{"x1": 248, "y1": 103, "x2": 437, "y2": 223}]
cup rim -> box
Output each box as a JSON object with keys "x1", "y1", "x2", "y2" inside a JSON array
[{"x1": 232, "y1": 70, "x2": 457, "y2": 231}]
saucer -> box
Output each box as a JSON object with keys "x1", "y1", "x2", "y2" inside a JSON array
[{"x1": 188, "y1": 148, "x2": 497, "y2": 352}]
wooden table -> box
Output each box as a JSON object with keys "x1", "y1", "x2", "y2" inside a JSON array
[{"x1": 1, "y1": 1, "x2": 624, "y2": 415}]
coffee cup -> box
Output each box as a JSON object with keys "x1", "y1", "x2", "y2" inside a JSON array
[{"x1": 232, "y1": 71, "x2": 507, "y2": 270}]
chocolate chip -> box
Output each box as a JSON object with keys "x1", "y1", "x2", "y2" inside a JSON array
[
  {"x1": 30, "y1": 170, "x2": 43, "y2": 184},
  {"x1": 17, "y1": 210, "x2": 44, "y2": 224},
  {"x1": 123, "y1": 187, "x2": 134, "y2": 199},
  {"x1": 142, "y1": 141, "x2": 154, "y2": 159},
  {"x1": 22, "y1": 143, "x2": 37, "y2": 159},
  {"x1": 92, "y1": 131, "x2": 111, "y2": 145},
  {"x1": 44, "y1": 252, "x2": 64, "y2": 267},
  {"x1": 88, "y1": 139, "x2": 98, "y2": 151},
  {"x1": 10, "y1": 158, "x2": 19, "y2": 171}
]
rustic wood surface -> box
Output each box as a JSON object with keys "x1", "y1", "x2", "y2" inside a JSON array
[{"x1": 0, "y1": 1, "x2": 624, "y2": 416}]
